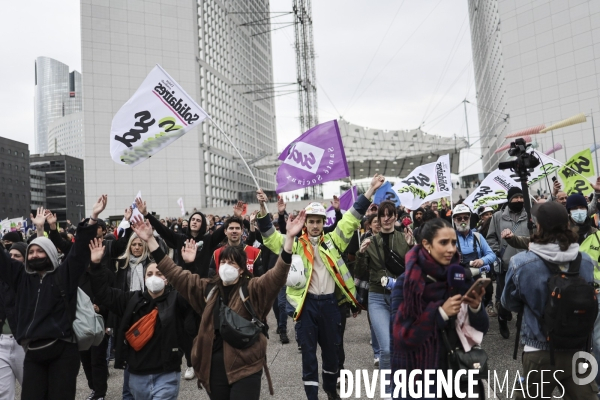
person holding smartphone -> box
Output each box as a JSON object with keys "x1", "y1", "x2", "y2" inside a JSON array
[{"x1": 391, "y1": 218, "x2": 489, "y2": 399}]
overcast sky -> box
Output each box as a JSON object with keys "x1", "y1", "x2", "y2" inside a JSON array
[{"x1": 0, "y1": 0, "x2": 482, "y2": 177}]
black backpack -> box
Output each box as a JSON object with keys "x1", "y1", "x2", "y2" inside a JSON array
[{"x1": 540, "y1": 253, "x2": 598, "y2": 364}]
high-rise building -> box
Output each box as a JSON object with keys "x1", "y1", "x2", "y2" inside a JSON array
[
  {"x1": 29, "y1": 154, "x2": 85, "y2": 224},
  {"x1": 0, "y1": 138, "x2": 31, "y2": 220},
  {"x1": 48, "y1": 112, "x2": 85, "y2": 159},
  {"x1": 80, "y1": 0, "x2": 277, "y2": 217},
  {"x1": 468, "y1": 0, "x2": 600, "y2": 173},
  {"x1": 34, "y1": 57, "x2": 83, "y2": 154}
]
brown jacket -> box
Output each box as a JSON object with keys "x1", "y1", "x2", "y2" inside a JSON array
[{"x1": 155, "y1": 250, "x2": 289, "y2": 394}]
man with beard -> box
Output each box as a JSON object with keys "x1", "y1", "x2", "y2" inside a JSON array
[
  {"x1": 410, "y1": 207, "x2": 425, "y2": 230},
  {"x1": 452, "y1": 204, "x2": 497, "y2": 314}
]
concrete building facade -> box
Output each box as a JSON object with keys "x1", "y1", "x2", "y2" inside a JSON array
[
  {"x1": 80, "y1": 0, "x2": 277, "y2": 217},
  {"x1": 48, "y1": 112, "x2": 85, "y2": 159},
  {"x1": 0, "y1": 138, "x2": 31, "y2": 220},
  {"x1": 468, "y1": 0, "x2": 600, "y2": 174},
  {"x1": 34, "y1": 57, "x2": 83, "y2": 154}
]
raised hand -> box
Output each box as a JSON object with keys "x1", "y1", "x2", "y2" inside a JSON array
[
  {"x1": 135, "y1": 197, "x2": 147, "y2": 216},
  {"x1": 256, "y1": 189, "x2": 268, "y2": 204},
  {"x1": 277, "y1": 196, "x2": 286, "y2": 215},
  {"x1": 44, "y1": 210, "x2": 57, "y2": 226},
  {"x1": 92, "y1": 195, "x2": 108, "y2": 219},
  {"x1": 286, "y1": 210, "x2": 306, "y2": 238},
  {"x1": 364, "y1": 174, "x2": 385, "y2": 199},
  {"x1": 181, "y1": 239, "x2": 197, "y2": 264},
  {"x1": 89, "y1": 237, "x2": 105, "y2": 264},
  {"x1": 130, "y1": 215, "x2": 154, "y2": 242},
  {"x1": 359, "y1": 237, "x2": 371, "y2": 254},
  {"x1": 233, "y1": 201, "x2": 244, "y2": 217},
  {"x1": 30, "y1": 207, "x2": 47, "y2": 228},
  {"x1": 552, "y1": 180, "x2": 561, "y2": 195},
  {"x1": 124, "y1": 206, "x2": 133, "y2": 221},
  {"x1": 331, "y1": 195, "x2": 340, "y2": 211},
  {"x1": 593, "y1": 177, "x2": 600, "y2": 192},
  {"x1": 249, "y1": 210, "x2": 258, "y2": 223}
]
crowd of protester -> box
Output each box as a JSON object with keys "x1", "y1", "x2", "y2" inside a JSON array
[{"x1": 2, "y1": 175, "x2": 600, "y2": 399}]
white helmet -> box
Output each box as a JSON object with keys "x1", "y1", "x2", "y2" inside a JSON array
[
  {"x1": 304, "y1": 202, "x2": 327, "y2": 217},
  {"x1": 286, "y1": 255, "x2": 307, "y2": 289},
  {"x1": 452, "y1": 204, "x2": 471, "y2": 216},
  {"x1": 478, "y1": 206, "x2": 494, "y2": 216}
]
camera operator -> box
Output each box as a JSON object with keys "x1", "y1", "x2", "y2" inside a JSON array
[{"x1": 486, "y1": 187, "x2": 529, "y2": 339}]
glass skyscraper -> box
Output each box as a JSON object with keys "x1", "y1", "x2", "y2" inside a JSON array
[{"x1": 34, "y1": 57, "x2": 82, "y2": 154}]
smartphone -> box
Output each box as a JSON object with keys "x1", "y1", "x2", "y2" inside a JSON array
[
  {"x1": 464, "y1": 278, "x2": 491, "y2": 299},
  {"x1": 552, "y1": 176, "x2": 557, "y2": 182}
]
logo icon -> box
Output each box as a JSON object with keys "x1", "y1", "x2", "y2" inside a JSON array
[
  {"x1": 572, "y1": 351, "x2": 598, "y2": 385},
  {"x1": 283, "y1": 141, "x2": 324, "y2": 173}
]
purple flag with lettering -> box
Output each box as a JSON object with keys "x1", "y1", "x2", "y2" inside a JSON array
[
  {"x1": 276, "y1": 120, "x2": 350, "y2": 193},
  {"x1": 325, "y1": 186, "x2": 357, "y2": 226}
]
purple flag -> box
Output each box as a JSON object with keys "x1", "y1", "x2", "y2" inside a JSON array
[
  {"x1": 325, "y1": 186, "x2": 357, "y2": 227},
  {"x1": 276, "y1": 120, "x2": 350, "y2": 193}
]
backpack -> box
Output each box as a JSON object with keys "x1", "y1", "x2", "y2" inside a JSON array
[
  {"x1": 540, "y1": 253, "x2": 598, "y2": 364},
  {"x1": 56, "y1": 273, "x2": 106, "y2": 351}
]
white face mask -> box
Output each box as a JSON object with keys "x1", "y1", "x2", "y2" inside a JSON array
[
  {"x1": 145, "y1": 275, "x2": 166, "y2": 293},
  {"x1": 219, "y1": 263, "x2": 240, "y2": 286},
  {"x1": 571, "y1": 209, "x2": 587, "y2": 224}
]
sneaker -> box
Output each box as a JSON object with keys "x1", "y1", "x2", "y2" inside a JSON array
[
  {"x1": 184, "y1": 366, "x2": 195, "y2": 380},
  {"x1": 297, "y1": 344, "x2": 302, "y2": 353},
  {"x1": 374, "y1": 358, "x2": 380, "y2": 367},
  {"x1": 327, "y1": 392, "x2": 341, "y2": 400},
  {"x1": 279, "y1": 331, "x2": 290, "y2": 344},
  {"x1": 86, "y1": 391, "x2": 95, "y2": 400},
  {"x1": 486, "y1": 303, "x2": 497, "y2": 317},
  {"x1": 499, "y1": 317, "x2": 510, "y2": 339}
]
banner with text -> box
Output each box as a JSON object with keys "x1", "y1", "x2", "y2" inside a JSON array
[
  {"x1": 373, "y1": 181, "x2": 401, "y2": 206},
  {"x1": 526, "y1": 151, "x2": 563, "y2": 187},
  {"x1": 110, "y1": 65, "x2": 209, "y2": 167},
  {"x1": 463, "y1": 170, "x2": 519, "y2": 210},
  {"x1": 558, "y1": 148, "x2": 595, "y2": 195},
  {"x1": 392, "y1": 154, "x2": 452, "y2": 209}
]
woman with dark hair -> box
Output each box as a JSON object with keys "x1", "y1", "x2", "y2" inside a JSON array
[
  {"x1": 128, "y1": 212, "x2": 304, "y2": 399},
  {"x1": 391, "y1": 218, "x2": 489, "y2": 399}
]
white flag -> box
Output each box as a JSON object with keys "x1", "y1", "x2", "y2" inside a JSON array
[
  {"x1": 527, "y1": 151, "x2": 562, "y2": 187},
  {"x1": 392, "y1": 155, "x2": 452, "y2": 209},
  {"x1": 177, "y1": 198, "x2": 185, "y2": 216},
  {"x1": 110, "y1": 65, "x2": 209, "y2": 167},
  {"x1": 118, "y1": 191, "x2": 143, "y2": 236},
  {"x1": 463, "y1": 170, "x2": 519, "y2": 210}
]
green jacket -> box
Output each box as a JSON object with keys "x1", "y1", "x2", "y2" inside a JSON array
[
  {"x1": 257, "y1": 195, "x2": 371, "y2": 320},
  {"x1": 354, "y1": 230, "x2": 410, "y2": 294}
]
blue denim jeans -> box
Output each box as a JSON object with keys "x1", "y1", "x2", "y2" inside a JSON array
[
  {"x1": 370, "y1": 317, "x2": 381, "y2": 359},
  {"x1": 593, "y1": 294, "x2": 600, "y2": 388},
  {"x1": 128, "y1": 371, "x2": 181, "y2": 400},
  {"x1": 123, "y1": 367, "x2": 133, "y2": 400},
  {"x1": 368, "y1": 291, "x2": 391, "y2": 395}
]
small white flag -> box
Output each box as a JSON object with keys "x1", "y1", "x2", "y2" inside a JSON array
[{"x1": 177, "y1": 198, "x2": 185, "y2": 216}]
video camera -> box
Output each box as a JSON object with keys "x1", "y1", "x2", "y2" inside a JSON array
[{"x1": 498, "y1": 138, "x2": 540, "y2": 174}]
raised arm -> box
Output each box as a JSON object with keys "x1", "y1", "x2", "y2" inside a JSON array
[
  {"x1": 256, "y1": 189, "x2": 285, "y2": 254},
  {"x1": 30, "y1": 207, "x2": 47, "y2": 239},
  {"x1": 136, "y1": 198, "x2": 183, "y2": 249},
  {"x1": 130, "y1": 216, "x2": 208, "y2": 313},
  {"x1": 45, "y1": 211, "x2": 72, "y2": 256}
]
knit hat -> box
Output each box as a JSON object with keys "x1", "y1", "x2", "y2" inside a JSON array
[
  {"x1": 8, "y1": 242, "x2": 27, "y2": 259},
  {"x1": 532, "y1": 201, "x2": 568, "y2": 232},
  {"x1": 2, "y1": 231, "x2": 23, "y2": 243},
  {"x1": 566, "y1": 193, "x2": 587, "y2": 211},
  {"x1": 507, "y1": 186, "x2": 523, "y2": 202}
]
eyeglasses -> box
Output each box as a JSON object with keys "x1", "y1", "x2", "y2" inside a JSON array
[{"x1": 453, "y1": 215, "x2": 470, "y2": 222}]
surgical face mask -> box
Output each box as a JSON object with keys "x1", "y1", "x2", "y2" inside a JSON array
[
  {"x1": 571, "y1": 209, "x2": 587, "y2": 224},
  {"x1": 508, "y1": 201, "x2": 524, "y2": 213},
  {"x1": 219, "y1": 263, "x2": 240, "y2": 286},
  {"x1": 145, "y1": 275, "x2": 166, "y2": 293}
]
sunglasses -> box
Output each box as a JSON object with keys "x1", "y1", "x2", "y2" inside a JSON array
[{"x1": 453, "y1": 215, "x2": 470, "y2": 222}]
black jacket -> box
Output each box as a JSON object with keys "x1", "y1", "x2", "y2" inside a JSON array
[
  {"x1": 0, "y1": 280, "x2": 17, "y2": 333},
  {"x1": 145, "y1": 212, "x2": 225, "y2": 277},
  {"x1": 0, "y1": 220, "x2": 95, "y2": 344},
  {"x1": 89, "y1": 262, "x2": 189, "y2": 372}
]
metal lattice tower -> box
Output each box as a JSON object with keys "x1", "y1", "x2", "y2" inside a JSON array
[{"x1": 293, "y1": 0, "x2": 318, "y2": 133}]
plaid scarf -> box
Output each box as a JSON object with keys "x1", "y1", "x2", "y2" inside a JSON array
[{"x1": 392, "y1": 245, "x2": 461, "y2": 371}]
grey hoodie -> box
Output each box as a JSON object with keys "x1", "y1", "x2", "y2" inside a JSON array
[{"x1": 25, "y1": 237, "x2": 60, "y2": 274}]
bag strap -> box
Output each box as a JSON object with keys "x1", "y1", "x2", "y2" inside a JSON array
[
  {"x1": 53, "y1": 272, "x2": 74, "y2": 322},
  {"x1": 239, "y1": 285, "x2": 267, "y2": 337}
]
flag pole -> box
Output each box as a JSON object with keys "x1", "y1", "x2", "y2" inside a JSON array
[
  {"x1": 348, "y1": 177, "x2": 361, "y2": 247},
  {"x1": 209, "y1": 118, "x2": 261, "y2": 190}
]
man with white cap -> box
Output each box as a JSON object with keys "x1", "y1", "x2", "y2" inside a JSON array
[{"x1": 256, "y1": 174, "x2": 385, "y2": 400}]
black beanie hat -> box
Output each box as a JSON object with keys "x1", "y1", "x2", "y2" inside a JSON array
[
  {"x1": 507, "y1": 186, "x2": 523, "y2": 202},
  {"x1": 8, "y1": 242, "x2": 27, "y2": 259},
  {"x1": 2, "y1": 231, "x2": 23, "y2": 243}
]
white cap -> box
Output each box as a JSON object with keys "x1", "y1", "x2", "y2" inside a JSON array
[
  {"x1": 478, "y1": 206, "x2": 494, "y2": 216},
  {"x1": 452, "y1": 204, "x2": 471, "y2": 216},
  {"x1": 304, "y1": 202, "x2": 327, "y2": 217},
  {"x1": 286, "y1": 255, "x2": 307, "y2": 289}
]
